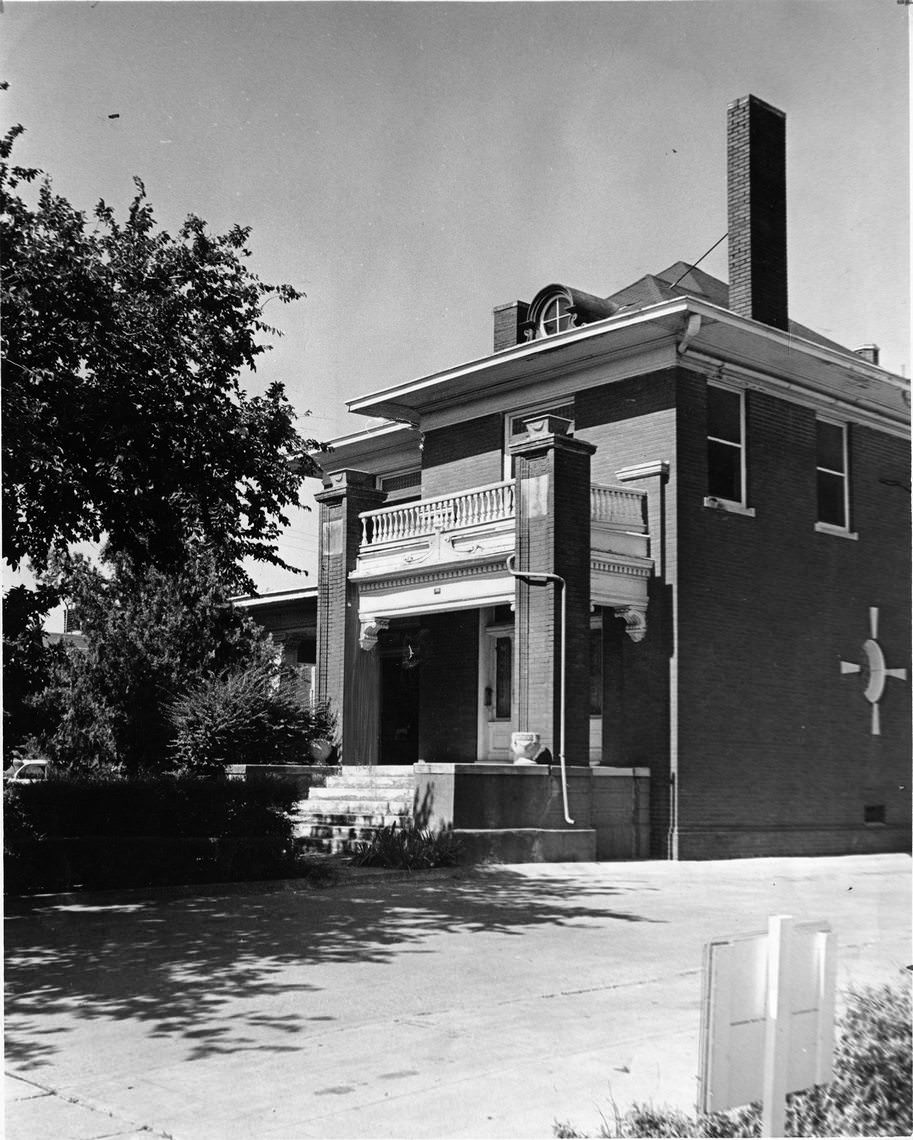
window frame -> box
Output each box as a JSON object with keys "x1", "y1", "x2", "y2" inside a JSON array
[
  {"x1": 815, "y1": 417, "x2": 856, "y2": 538},
  {"x1": 704, "y1": 381, "x2": 754, "y2": 515},
  {"x1": 502, "y1": 397, "x2": 575, "y2": 479},
  {"x1": 539, "y1": 295, "x2": 573, "y2": 338}
]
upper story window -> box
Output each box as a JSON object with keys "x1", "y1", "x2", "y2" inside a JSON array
[
  {"x1": 539, "y1": 295, "x2": 573, "y2": 337},
  {"x1": 503, "y1": 400, "x2": 575, "y2": 478},
  {"x1": 378, "y1": 468, "x2": 421, "y2": 504},
  {"x1": 816, "y1": 419, "x2": 851, "y2": 531},
  {"x1": 706, "y1": 383, "x2": 747, "y2": 507}
]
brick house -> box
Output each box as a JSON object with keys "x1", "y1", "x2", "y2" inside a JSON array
[{"x1": 247, "y1": 95, "x2": 910, "y2": 860}]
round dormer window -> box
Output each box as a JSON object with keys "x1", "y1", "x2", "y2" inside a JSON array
[{"x1": 539, "y1": 294, "x2": 573, "y2": 337}]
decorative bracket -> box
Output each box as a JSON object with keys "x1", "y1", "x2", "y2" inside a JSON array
[
  {"x1": 359, "y1": 617, "x2": 390, "y2": 652},
  {"x1": 614, "y1": 605, "x2": 647, "y2": 643}
]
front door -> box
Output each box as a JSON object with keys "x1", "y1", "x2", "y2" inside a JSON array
[{"x1": 379, "y1": 652, "x2": 420, "y2": 764}]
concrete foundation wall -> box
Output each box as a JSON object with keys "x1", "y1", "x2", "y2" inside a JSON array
[{"x1": 414, "y1": 764, "x2": 650, "y2": 861}]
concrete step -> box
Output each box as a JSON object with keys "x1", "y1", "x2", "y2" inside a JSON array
[
  {"x1": 292, "y1": 811, "x2": 408, "y2": 830},
  {"x1": 310, "y1": 793, "x2": 412, "y2": 811},
  {"x1": 333, "y1": 766, "x2": 415, "y2": 776},
  {"x1": 322, "y1": 774, "x2": 416, "y2": 790},
  {"x1": 296, "y1": 834, "x2": 374, "y2": 855}
]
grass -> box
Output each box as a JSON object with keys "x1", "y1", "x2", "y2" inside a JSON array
[{"x1": 553, "y1": 977, "x2": 912, "y2": 1138}]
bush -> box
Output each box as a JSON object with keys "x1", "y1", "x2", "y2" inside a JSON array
[
  {"x1": 167, "y1": 660, "x2": 335, "y2": 773},
  {"x1": 3, "y1": 772, "x2": 303, "y2": 893},
  {"x1": 4, "y1": 771, "x2": 297, "y2": 840},
  {"x1": 350, "y1": 821, "x2": 463, "y2": 871},
  {"x1": 553, "y1": 978, "x2": 912, "y2": 1138}
]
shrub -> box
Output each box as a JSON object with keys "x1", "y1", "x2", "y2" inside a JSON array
[
  {"x1": 34, "y1": 552, "x2": 276, "y2": 773},
  {"x1": 167, "y1": 660, "x2": 335, "y2": 773},
  {"x1": 3, "y1": 772, "x2": 303, "y2": 893},
  {"x1": 553, "y1": 977, "x2": 912, "y2": 1138},
  {"x1": 350, "y1": 821, "x2": 463, "y2": 871},
  {"x1": 3, "y1": 772, "x2": 297, "y2": 841}
]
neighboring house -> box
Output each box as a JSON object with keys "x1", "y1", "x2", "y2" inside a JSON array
[
  {"x1": 233, "y1": 587, "x2": 319, "y2": 706},
  {"x1": 250, "y1": 95, "x2": 911, "y2": 860}
]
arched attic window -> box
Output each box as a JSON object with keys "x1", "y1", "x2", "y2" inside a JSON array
[
  {"x1": 539, "y1": 294, "x2": 573, "y2": 337},
  {"x1": 524, "y1": 285, "x2": 618, "y2": 341}
]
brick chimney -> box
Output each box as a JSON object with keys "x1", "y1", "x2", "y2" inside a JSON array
[
  {"x1": 727, "y1": 95, "x2": 788, "y2": 331},
  {"x1": 493, "y1": 300, "x2": 530, "y2": 352}
]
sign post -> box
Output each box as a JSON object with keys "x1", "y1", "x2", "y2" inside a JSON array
[{"x1": 699, "y1": 916, "x2": 836, "y2": 1137}]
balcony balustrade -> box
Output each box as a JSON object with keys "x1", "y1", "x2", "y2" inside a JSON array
[
  {"x1": 359, "y1": 479, "x2": 645, "y2": 550},
  {"x1": 352, "y1": 477, "x2": 652, "y2": 627}
]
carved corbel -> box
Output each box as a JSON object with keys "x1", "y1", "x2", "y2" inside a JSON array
[
  {"x1": 359, "y1": 617, "x2": 390, "y2": 652},
  {"x1": 614, "y1": 606, "x2": 647, "y2": 643}
]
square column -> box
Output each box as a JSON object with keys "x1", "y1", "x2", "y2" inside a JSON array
[
  {"x1": 315, "y1": 470, "x2": 387, "y2": 764},
  {"x1": 509, "y1": 416, "x2": 596, "y2": 762}
]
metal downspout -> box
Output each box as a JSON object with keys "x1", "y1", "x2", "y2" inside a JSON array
[{"x1": 505, "y1": 554, "x2": 574, "y2": 825}]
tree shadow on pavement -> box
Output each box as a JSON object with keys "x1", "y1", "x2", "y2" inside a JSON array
[{"x1": 4, "y1": 866, "x2": 664, "y2": 1071}]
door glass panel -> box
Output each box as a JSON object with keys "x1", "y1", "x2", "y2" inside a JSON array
[{"x1": 495, "y1": 636, "x2": 512, "y2": 719}]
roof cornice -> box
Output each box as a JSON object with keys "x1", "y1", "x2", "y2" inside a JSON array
[{"x1": 345, "y1": 297, "x2": 908, "y2": 431}]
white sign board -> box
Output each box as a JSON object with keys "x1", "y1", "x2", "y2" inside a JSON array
[{"x1": 699, "y1": 917, "x2": 836, "y2": 1121}]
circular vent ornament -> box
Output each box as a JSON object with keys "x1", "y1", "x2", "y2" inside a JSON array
[{"x1": 840, "y1": 607, "x2": 907, "y2": 735}]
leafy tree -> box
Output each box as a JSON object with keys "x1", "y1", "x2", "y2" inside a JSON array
[
  {"x1": 168, "y1": 660, "x2": 335, "y2": 775},
  {"x1": 1, "y1": 96, "x2": 322, "y2": 588},
  {"x1": 1, "y1": 90, "x2": 326, "y2": 752},
  {"x1": 35, "y1": 551, "x2": 278, "y2": 773}
]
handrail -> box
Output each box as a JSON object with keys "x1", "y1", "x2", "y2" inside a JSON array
[{"x1": 360, "y1": 480, "x2": 515, "y2": 546}]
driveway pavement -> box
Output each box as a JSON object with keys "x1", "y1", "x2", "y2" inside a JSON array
[{"x1": 4, "y1": 853, "x2": 910, "y2": 1139}]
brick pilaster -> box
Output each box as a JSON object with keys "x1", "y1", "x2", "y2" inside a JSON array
[
  {"x1": 315, "y1": 470, "x2": 386, "y2": 765},
  {"x1": 509, "y1": 416, "x2": 595, "y2": 762}
]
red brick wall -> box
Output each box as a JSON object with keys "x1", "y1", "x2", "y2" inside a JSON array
[
  {"x1": 422, "y1": 413, "x2": 504, "y2": 498},
  {"x1": 674, "y1": 373, "x2": 911, "y2": 857},
  {"x1": 577, "y1": 370, "x2": 679, "y2": 855}
]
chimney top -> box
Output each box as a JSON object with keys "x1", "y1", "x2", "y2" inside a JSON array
[
  {"x1": 727, "y1": 94, "x2": 789, "y2": 332},
  {"x1": 854, "y1": 345, "x2": 880, "y2": 366}
]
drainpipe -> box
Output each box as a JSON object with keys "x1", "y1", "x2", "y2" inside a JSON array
[{"x1": 505, "y1": 554, "x2": 574, "y2": 825}]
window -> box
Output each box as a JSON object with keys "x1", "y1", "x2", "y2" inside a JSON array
[
  {"x1": 494, "y1": 636, "x2": 512, "y2": 719},
  {"x1": 816, "y1": 420, "x2": 849, "y2": 529},
  {"x1": 539, "y1": 295, "x2": 573, "y2": 337},
  {"x1": 706, "y1": 384, "x2": 746, "y2": 505},
  {"x1": 378, "y1": 468, "x2": 421, "y2": 504}
]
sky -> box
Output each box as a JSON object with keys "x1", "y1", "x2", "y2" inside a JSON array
[{"x1": 4, "y1": 0, "x2": 910, "y2": 603}]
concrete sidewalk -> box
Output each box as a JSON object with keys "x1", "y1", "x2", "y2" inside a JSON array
[{"x1": 5, "y1": 854, "x2": 910, "y2": 1139}]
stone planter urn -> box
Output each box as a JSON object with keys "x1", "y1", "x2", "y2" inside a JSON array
[{"x1": 510, "y1": 731, "x2": 540, "y2": 766}]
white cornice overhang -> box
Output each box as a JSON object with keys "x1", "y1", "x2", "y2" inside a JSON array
[
  {"x1": 345, "y1": 298, "x2": 909, "y2": 437},
  {"x1": 346, "y1": 303, "x2": 685, "y2": 421},
  {"x1": 679, "y1": 299, "x2": 910, "y2": 436}
]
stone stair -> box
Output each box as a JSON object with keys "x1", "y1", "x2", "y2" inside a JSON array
[{"x1": 293, "y1": 765, "x2": 416, "y2": 854}]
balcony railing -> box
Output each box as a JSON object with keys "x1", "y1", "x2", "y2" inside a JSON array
[{"x1": 360, "y1": 479, "x2": 645, "y2": 547}]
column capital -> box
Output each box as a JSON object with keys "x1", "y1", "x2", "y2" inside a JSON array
[
  {"x1": 509, "y1": 420, "x2": 596, "y2": 460},
  {"x1": 314, "y1": 468, "x2": 386, "y2": 507}
]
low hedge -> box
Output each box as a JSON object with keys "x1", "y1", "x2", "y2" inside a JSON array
[{"x1": 4, "y1": 773, "x2": 300, "y2": 894}]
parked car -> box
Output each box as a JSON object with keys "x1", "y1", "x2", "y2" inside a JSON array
[{"x1": 3, "y1": 758, "x2": 50, "y2": 785}]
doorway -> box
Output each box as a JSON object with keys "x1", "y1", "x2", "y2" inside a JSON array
[{"x1": 379, "y1": 652, "x2": 420, "y2": 764}]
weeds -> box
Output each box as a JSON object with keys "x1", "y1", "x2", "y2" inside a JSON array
[
  {"x1": 554, "y1": 977, "x2": 912, "y2": 1137},
  {"x1": 350, "y1": 820, "x2": 463, "y2": 871}
]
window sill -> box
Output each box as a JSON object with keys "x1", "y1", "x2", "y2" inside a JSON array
[
  {"x1": 703, "y1": 497, "x2": 756, "y2": 517},
  {"x1": 815, "y1": 522, "x2": 858, "y2": 540}
]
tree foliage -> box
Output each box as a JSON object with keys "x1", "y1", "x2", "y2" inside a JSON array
[
  {"x1": 35, "y1": 552, "x2": 277, "y2": 773},
  {"x1": 168, "y1": 660, "x2": 335, "y2": 775},
  {"x1": 1, "y1": 95, "x2": 322, "y2": 589}
]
